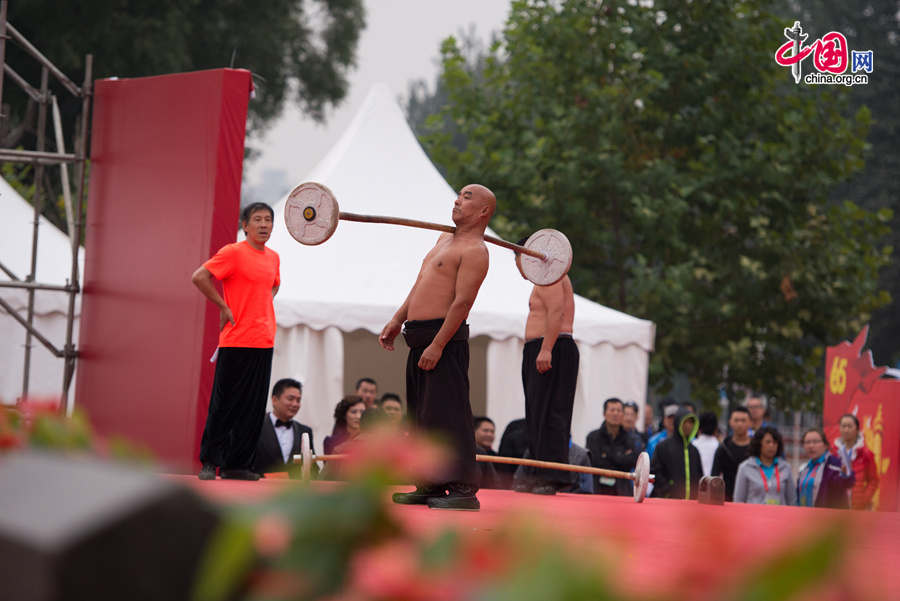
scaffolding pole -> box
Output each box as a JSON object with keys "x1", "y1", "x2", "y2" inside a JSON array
[
  {"x1": 62, "y1": 54, "x2": 92, "y2": 412},
  {"x1": 0, "y1": 1, "x2": 90, "y2": 412},
  {"x1": 0, "y1": 0, "x2": 6, "y2": 115},
  {"x1": 21, "y1": 66, "x2": 49, "y2": 401}
]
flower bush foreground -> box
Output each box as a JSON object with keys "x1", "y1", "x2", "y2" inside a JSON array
[
  {"x1": 0, "y1": 398, "x2": 152, "y2": 462},
  {"x1": 191, "y1": 427, "x2": 866, "y2": 601}
]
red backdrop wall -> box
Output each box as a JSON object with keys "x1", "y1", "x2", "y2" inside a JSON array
[
  {"x1": 823, "y1": 327, "x2": 900, "y2": 511},
  {"x1": 76, "y1": 69, "x2": 251, "y2": 472}
]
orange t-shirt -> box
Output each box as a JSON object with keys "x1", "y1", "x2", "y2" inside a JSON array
[{"x1": 204, "y1": 240, "x2": 280, "y2": 348}]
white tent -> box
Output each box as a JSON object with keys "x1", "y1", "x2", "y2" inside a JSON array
[
  {"x1": 0, "y1": 177, "x2": 83, "y2": 404},
  {"x1": 268, "y1": 84, "x2": 655, "y2": 453}
]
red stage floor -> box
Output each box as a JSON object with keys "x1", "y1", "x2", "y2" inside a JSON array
[{"x1": 173, "y1": 475, "x2": 900, "y2": 599}]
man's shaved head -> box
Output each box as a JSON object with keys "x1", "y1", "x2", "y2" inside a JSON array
[
  {"x1": 468, "y1": 184, "x2": 496, "y2": 219},
  {"x1": 454, "y1": 184, "x2": 496, "y2": 228}
]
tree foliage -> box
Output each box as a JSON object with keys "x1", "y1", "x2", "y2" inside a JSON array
[
  {"x1": 776, "y1": 0, "x2": 900, "y2": 366},
  {"x1": 1, "y1": 0, "x2": 365, "y2": 233},
  {"x1": 4, "y1": 0, "x2": 365, "y2": 139},
  {"x1": 419, "y1": 0, "x2": 891, "y2": 409}
]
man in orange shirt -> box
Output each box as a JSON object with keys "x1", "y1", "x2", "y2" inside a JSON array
[{"x1": 191, "y1": 203, "x2": 280, "y2": 481}]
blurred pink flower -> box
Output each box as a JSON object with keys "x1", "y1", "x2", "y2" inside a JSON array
[
  {"x1": 17, "y1": 398, "x2": 61, "y2": 423},
  {"x1": 253, "y1": 513, "x2": 293, "y2": 557},
  {"x1": 332, "y1": 427, "x2": 452, "y2": 483}
]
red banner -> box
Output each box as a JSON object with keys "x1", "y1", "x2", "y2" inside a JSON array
[
  {"x1": 76, "y1": 69, "x2": 251, "y2": 472},
  {"x1": 823, "y1": 326, "x2": 899, "y2": 511}
]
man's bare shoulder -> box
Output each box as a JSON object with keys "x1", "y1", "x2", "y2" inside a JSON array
[
  {"x1": 458, "y1": 239, "x2": 489, "y2": 262},
  {"x1": 534, "y1": 275, "x2": 574, "y2": 301},
  {"x1": 534, "y1": 277, "x2": 564, "y2": 294},
  {"x1": 432, "y1": 232, "x2": 453, "y2": 247}
]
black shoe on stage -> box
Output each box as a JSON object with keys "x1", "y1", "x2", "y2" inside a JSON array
[
  {"x1": 427, "y1": 493, "x2": 480, "y2": 511},
  {"x1": 198, "y1": 463, "x2": 217, "y2": 480},
  {"x1": 530, "y1": 482, "x2": 558, "y2": 495},
  {"x1": 220, "y1": 468, "x2": 261, "y2": 481},
  {"x1": 392, "y1": 485, "x2": 447, "y2": 505},
  {"x1": 512, "y1": 478, "x2": 533, "y2": 493}
]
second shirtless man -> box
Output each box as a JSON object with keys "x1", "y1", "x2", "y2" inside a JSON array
[
  {"x1": 515, "y1": 246, "x2": 578, "y2": 495},
  {"x1": 379, "y1": 184, "x2": 496, "y2": 511}
]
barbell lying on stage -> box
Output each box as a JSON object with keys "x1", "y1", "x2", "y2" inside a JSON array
[
  {"x1": 284, "y1": 182, "x2": 574, "y2": 286},
  {"x1": 294, "y1": 433, "x2": 654, "y2": 503}
]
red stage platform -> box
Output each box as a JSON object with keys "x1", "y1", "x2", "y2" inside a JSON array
[{"x1": 173, "y1": 476, "x2": 900, "y2": 598}]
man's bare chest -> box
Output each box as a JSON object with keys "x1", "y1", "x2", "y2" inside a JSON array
[{"x1": 423, "y1": 245, "x2": 462, "y2": 278}]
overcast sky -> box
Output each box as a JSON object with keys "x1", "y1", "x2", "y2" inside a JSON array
[{"x1": 243, "y1": 0, "x2": 510, "y2": 205}]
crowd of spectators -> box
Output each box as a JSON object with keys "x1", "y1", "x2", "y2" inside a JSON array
[
  {"x1": 476, "y1": 396, "x2": 877, "y2": 510},
  {"x1": 256, "y1": 376, "x2": 878, "y2": 510}
]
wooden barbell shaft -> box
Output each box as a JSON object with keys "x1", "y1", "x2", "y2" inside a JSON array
[
  {"x1": 299, "y1": 452, "x2": 654, "y2": 483},
  {"x1": 474, "y1": 454, "x2": 654, "y2": 483},
  {"x1": 339, "y1": 212, "x2": 547, "y2": 261}
]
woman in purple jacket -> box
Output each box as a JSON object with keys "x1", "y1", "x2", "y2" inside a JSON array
[{"x1": 796, "y1": 428, "x2": 854, "y2": 509}]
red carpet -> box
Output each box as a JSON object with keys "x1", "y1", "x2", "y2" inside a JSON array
[{"x1": 173, "y1": 475, "x2": 900, "y2": 598}]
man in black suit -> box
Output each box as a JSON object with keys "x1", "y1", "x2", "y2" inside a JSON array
[{"x1": 252, "y1": 378, "x2": 315, "y2": 475}]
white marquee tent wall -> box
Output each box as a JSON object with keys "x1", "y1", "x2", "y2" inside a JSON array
[{"x1": 0, "y1": 177, "x2": 82, "y2": 404}]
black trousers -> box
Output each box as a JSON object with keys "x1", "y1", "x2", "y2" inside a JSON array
[
  {"x1": 522, "y1": 336, "x2": 579, "y2": 483},
  {"x1": 404, "y1": 319, "x2": 478, "y2": 490},
  {"x1": 199, "y1": 347, "x2": 273, "y2": 470}
]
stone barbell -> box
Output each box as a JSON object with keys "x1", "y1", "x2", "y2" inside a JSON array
[
  {"x1": 283, "y1": 182, "x2": 573, "y2": 286},
  {"x1": 296, "y1": 433, "x2": 654, "y2": 503}
]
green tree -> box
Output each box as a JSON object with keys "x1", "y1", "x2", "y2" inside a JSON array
[
  {"x1": 2, "y1": 0, "x2": 365, "y2": 232},
  {"x1": 4, "y1": 0, "x2": 365, "y2": 137},
  {"x1": 421, "y1": 0, "x2": 891, "y2": 409},
  {"x1": 776, "y1": 0, "x2": 900, "y2": 367},
  {"x1": 405, "y1": 25, "x2": 493, "y2": 166}
]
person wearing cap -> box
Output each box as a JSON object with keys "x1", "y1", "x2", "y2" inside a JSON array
[{"x1": 646, "y1": 401, "x2": 678, "y2": 458}]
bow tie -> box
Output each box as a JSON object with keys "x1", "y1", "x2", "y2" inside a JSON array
[{"x1": 275, "y1": 419, "x2": 292, "y2": 429}]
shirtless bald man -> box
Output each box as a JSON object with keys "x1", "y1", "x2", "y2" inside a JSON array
[
  {"x1": 380, "y1": 184, "x2": 496, "y2": 511},
  {"x1": 515, "y1": 248, "x2": 578, "y2": 495}
]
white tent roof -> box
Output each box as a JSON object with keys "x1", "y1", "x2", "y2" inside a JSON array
[
  {"x1": 269, "y1": 84, "x2": 654, "y2": 351},
  {"x1": 0, "y1": 177, "x2": 82, "y2": 315}
]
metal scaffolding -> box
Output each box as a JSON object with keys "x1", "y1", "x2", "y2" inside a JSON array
[{"x1": 0, "y1": 0, "x2": 93, "y2": 413}]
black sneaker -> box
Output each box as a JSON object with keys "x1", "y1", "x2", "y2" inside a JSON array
[
  {"x1": 512, "y1": 478, "x2": 533, "y2": 493},
  {"x1": 392, "y1": 485, "x2": 446, "y2": 505},
  {"x1": 531, "y1": 483, "x2": 558, "y2": 495},
  {"x1": 427, "y1": 493, "x2": 480, "y2": 511},
  {"x1": 198, "y1": 463, "x2": 217, "y2": 480},
  {"x1": 220, "y1": 468, "x2": 261, "y2": 481}
]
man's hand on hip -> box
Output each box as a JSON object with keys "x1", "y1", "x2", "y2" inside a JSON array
[{"x1": 219, "y1": 306, "x2": 235, "y2": 331}]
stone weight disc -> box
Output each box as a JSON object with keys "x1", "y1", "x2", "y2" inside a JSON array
[
  {"x1": 284, "y1": 182, "x2": 340, "y2": 246},
  {"x1": 520, "y1": 229, "x2": 573, "y2": 286},
  {"x1": 633, "y1": 451, "x2": 650, "y2": 503}
]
